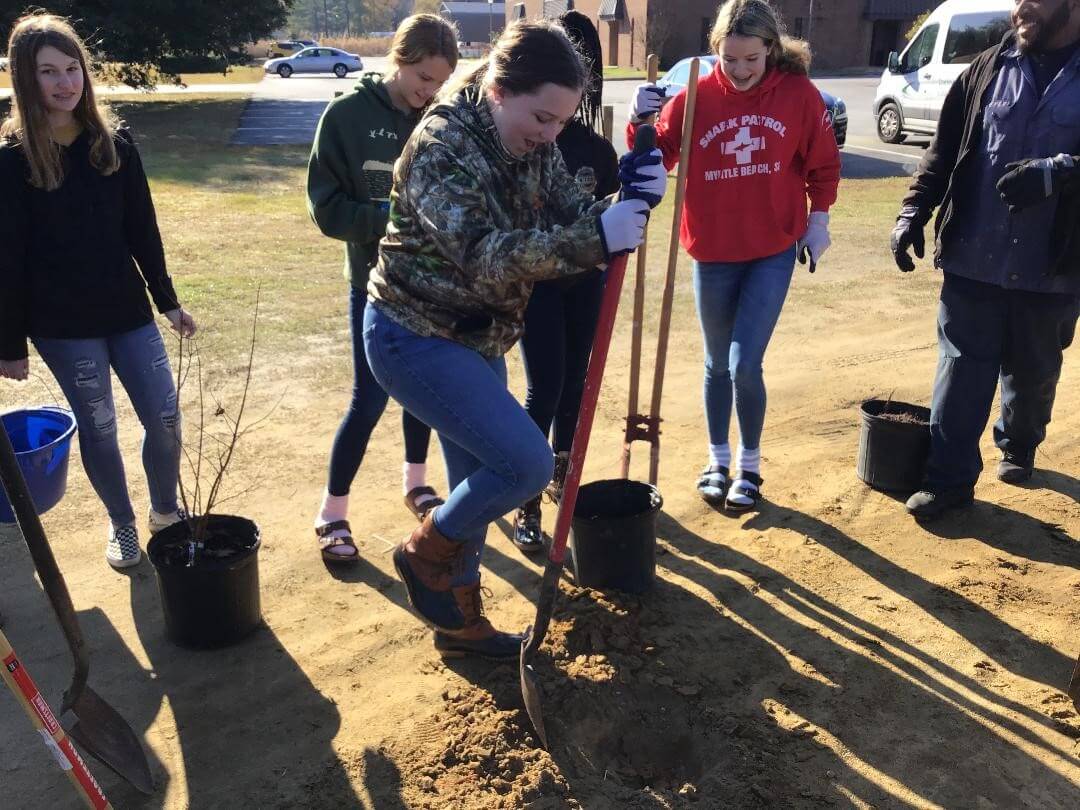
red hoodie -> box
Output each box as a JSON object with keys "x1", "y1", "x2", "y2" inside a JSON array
[{"x1": 628, "y1": 65, "x2": 841, "y2": 263}]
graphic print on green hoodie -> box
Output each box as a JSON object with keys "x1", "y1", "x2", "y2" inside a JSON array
[{"x1": 307, "y1": 72, "x2": 420, "y2": 288}]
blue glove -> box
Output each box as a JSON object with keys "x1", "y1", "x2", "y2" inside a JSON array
[
  {"x1": 618, "y1": 148, "x2": 667, "y2": 209},
  {"x1": 375, "y1": 199, "x2": 390, "y2": 213}
]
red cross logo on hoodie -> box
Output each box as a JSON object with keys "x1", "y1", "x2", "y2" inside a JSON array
[{"x1": 722, "y1": 126, "x2": 764, "y2": 165}]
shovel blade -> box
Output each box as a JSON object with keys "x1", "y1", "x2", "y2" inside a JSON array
[
  {"x1": 519, "y1": 629, "x2": 549, "y2": 750},
  {"x1": 63, "y1": 685, "x2": 154, "y2": 795},
  {"x1": 519, "y1": 562, "x2": 562, "y2": 749}
]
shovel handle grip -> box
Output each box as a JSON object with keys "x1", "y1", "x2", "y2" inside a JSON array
[{"x1": 0, "y1": 629, "x2": 111, "y2": 809}]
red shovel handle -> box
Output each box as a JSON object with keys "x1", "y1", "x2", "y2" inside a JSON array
[
  {"x1": 547, "y1": 253, "x2": 630, "y2": 564},
  {"x1": 547, "y1": 125, "x2": 657, "y2": 565}
]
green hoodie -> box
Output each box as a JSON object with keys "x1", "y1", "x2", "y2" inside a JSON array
[{"x1": 307, "y1": 73, "x2": 419, "y2": 287}]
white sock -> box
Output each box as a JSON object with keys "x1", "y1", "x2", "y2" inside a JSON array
[
  {"x1": 316, "y1": 491, "x2": 354, "y2": 554},
  {"x1": 403, "y1": 462, "x2": 427, "y2": 494},
  {"x1": 316, "y1": 491, "x2": 349, "y2": 528},
  {"x1": 709, "y1": 443, "x2": 731, "y2": 470},
  {"x1": 404, "y1": 462, "x2": 438, "y2": 511},
  {"x1": 736, "y1": 446, "x2": 761, "y2": 477}
]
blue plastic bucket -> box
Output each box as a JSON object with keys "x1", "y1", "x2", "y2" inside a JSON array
[{"x1": 0, "y1": 407, "x2": 78, "y2": 523}]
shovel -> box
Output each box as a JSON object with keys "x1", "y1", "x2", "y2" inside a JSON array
[
  {"x1": 0, "y1": 420, "x2": 154, "y2": 794},
  {"x1": 520, "y1": 125, "x2": 657, "y2": 749},
  {"x1": 1069, "y1": 650, "x2": 1080, "y2": 710},
  {"x1": 0, "y1": 626, "x2": 113, "y2": 809}
]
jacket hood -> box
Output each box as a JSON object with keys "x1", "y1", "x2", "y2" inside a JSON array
[{"x1": 354, "y1": 72, "x2": 397, "y2": 113}]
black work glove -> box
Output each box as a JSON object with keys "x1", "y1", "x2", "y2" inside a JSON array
[
  {"x1": 890, "y1": 213, "x2": 925, "y2": 272},
  {"x1": 996, "y1": 154, "x2": 1080, "y2": 213}
]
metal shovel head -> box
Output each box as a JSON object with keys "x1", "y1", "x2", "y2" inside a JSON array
[
  {"x1": 519, "y1": 561, "x2": 562, "y2": 750},
  {"x1": 62, "y1": 684, "x2": 154, "y2": 795}
]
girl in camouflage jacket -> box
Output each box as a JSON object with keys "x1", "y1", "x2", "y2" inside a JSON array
[{"x1": 365, "y1": 20, "x2": 663, "y2": 659}]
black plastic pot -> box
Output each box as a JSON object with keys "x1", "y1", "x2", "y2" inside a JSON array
[
  {"x1": 856, "y1": 399, "x2": 931, "y2": 493},
  {"x1": 147, "y1": 514, "x2": 262, "y2": 648},
  {"x1": 569, "y1": 479, "x2": 662, "y2": 594}
]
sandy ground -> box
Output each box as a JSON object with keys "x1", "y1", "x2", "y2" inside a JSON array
[{"x1": 2, "y1": 206, "x2": 1079, "y2": 808}]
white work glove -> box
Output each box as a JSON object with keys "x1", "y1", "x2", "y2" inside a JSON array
[
  {"x1": 797, "y1": 211, "x2": 831, "y2": 272},
  {"x1": 629, "y1": 83, "x2": 666, "y2": 124},
  {"x1": 599, "y1": 199, "x2": 650, "y2": 258}
]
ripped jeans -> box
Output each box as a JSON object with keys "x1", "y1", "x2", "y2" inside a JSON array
[{"x1": 33, "y1": 322, "x2": 181, "y2": 527}]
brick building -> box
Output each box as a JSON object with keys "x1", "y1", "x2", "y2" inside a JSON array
[{"x1": 506, "y1": 0, "x2": 938, "y2": 70}]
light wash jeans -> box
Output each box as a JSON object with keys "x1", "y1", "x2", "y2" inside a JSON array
[
  {"x1": 33, "y1": 322, "x2": 180, "y2": 526},
  {"x1": 693, "y1": 245, "x2": 796, "y2": 452}
]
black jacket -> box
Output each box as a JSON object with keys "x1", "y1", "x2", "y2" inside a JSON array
[
  {"x1": 0, "y1": 129, "x2": 180, "y2": 360},
  {"x1": 901, "y1": 32, "x2": 1080, "y2": 278}
]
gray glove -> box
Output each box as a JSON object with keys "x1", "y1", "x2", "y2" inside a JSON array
[{"x1": 599, "y1": 199, "x2": 650, "y2": 258}]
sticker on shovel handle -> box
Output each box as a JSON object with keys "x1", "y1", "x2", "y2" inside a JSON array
[{"x1": 4, "y1": 652, "x2": 61, "y2": 734}]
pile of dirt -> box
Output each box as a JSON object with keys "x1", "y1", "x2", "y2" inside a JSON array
[{"x1": 389, "y1": 582, "x2": 837, "y2": 808}]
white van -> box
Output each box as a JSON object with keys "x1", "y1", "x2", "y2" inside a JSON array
[{"x1": 873, "y1": 0, "x2": 1012, "y2": 143}]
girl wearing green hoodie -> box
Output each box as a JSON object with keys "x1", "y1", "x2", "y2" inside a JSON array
[{"x1": 306, "y1": 15, "x2": 458, "y2": 564}]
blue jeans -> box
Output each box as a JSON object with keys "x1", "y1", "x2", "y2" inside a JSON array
[
  {"x1": 693, "y1": 246, "x2": 796, "y2": 452},
  {"x1": 926, "y1": 273, "x2": 1079, "y2": 489},
  {"x1": 32, "y1": 322, "x2": 180, "y2": 526},
  {"x1": 520, "y1": 273, "x2": 604, "y2": 453},
  {"x1": 326, "y1": 286, "x2": 432, "y2": 496},
  {"x1": 363, "y1": 304, "x2": 553, "y2": 585}
]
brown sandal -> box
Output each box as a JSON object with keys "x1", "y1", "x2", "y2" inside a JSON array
[
  {"x1": 316, "y1": 520, "x2": 359, "y2": 564},
  {"x1": 404, "y1": 486, "x2": 444, "y2": 522}
]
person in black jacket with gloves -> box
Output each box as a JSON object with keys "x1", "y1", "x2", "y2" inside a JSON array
[
  {"x1": 891, "y1": 0, "x2": 1080, "y2": 519},
  {"x1": 510, "y1": 10, "x2": 620, "y2": 551}
]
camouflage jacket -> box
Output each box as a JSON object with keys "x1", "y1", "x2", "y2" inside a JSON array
[{"x1": 368, "y1": 84, "x2": 612, "y2": 357}]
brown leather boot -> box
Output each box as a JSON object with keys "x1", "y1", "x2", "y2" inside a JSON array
[
  {"x1": 433, "y1": 581, "x2": 524, "y2": 660},
  {"x1": 393, "y1": 513, "x2": 466, "y2": 630}
]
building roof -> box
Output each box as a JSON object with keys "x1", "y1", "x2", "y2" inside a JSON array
[
  {"x1": 441, "y1": 2, "x2": 505, "y2": 42},
  {"x1": 598, "y1": 0, "x2": 627, "y2": 21},
  {"x1": 443, "y1": 1, "x2": 505, "y2": 13}
]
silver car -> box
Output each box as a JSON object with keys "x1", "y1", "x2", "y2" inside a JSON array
[{"x1": 264, "y1": 47, "x2": 363, "y2": 79}]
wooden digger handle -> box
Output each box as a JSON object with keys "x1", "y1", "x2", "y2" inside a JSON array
[
  {"x1": 0, "y1": 629, "x2": 111, "y2": 809},
  {"x1": 622, "y1": 53, "x2": 660, "y2": 478},
  {"x1": 648, "y1": 57, "x2": 701, "y2": 486}
]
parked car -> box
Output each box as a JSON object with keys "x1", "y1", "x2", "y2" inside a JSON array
[
  {"x1": 264, "y1": 47, "x2": 363, "y2": 79},
  {"x1": 267, "y1": 39, "x2": 320, "y2": 58},
  {"x1": 874, "y1": 0, "x2": 1011, "y2": 143},
  {"x1": 656, "y1": 55, "x2": 848, "y2": 148},
  {"x1": 267, "y1": 40, "x2": 303, "y2": 58}
]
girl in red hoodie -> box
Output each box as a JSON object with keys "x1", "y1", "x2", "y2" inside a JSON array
[{"x1": 628, "y1": 0, "x2": 840, "y2": 513}]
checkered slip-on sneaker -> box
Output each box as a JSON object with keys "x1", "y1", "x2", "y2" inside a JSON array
[
  {"x1": 106, "y1": 524, "x2": 142, "y2": 569},
  {"x1": 148, "y1": 506, "x2": 190, "y2": 535}
]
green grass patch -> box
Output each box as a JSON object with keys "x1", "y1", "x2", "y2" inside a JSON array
[
  {"x1": 178, "y1": 66, "x2": 265, "y2": 85},
  {"x1": 603, "y1": 66, "x2": 649, "y2": 80}
]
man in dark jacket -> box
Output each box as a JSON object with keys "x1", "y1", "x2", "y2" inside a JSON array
[{"x1": 892, "y1": 0, "x2": 1080, "y2": 519}]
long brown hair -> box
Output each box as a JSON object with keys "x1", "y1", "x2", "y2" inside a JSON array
[
  {"x1": 440, "y1": 19, "x2": 586, "y2": 103},
  {"x1": 390, "y1": 13, "x2": 459, "y2": 71},
  {"x1": 710, "y1": 0, "x2": 811, "y2": 75},
  {"x1": 1, "y1": 13, "x2": 119, "y2": 190}
]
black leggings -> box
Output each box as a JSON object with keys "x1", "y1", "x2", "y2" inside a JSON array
[
  {"x1": 327, "y1": 287, "x2": 430, "y2": 496},
  {"x1": 520, "y1": 273, "x2": 605, "y2": 453}
]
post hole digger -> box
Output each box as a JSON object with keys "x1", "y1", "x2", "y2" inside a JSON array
[
  {"x1": 520, "y1": 124, "x2": 658, "y2": 749},
  {"x1": 622, "y1": 58, "x2": 701, "y2": 486},
  {"x1": 0, "y1": 421, "x2": 154, "y2": 796}
]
